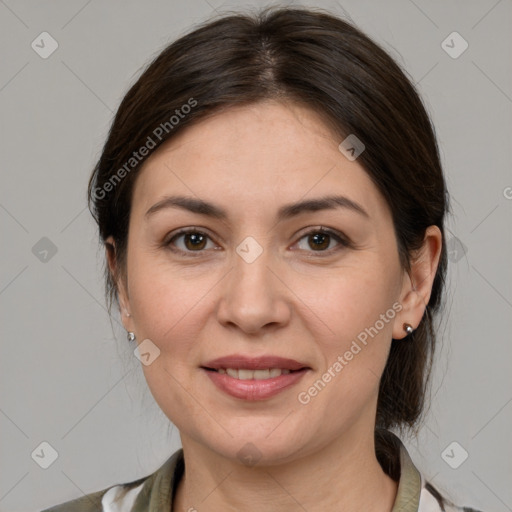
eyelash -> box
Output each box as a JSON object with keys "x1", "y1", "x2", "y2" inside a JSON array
[{"x1": 163, "y1": 226, "x2": 352, "y2": 258}]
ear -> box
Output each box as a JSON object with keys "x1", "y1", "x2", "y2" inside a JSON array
[
  {"x1": 105, "y1": 236, "x2": 132, "y2": 332},
  {"x1": 393, "y1": 226, "x2": 443, "y2": 340}
]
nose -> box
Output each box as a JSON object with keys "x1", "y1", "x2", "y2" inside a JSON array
[{"x1": 216, "y1": 246, "x2": 291, "y2": 335}]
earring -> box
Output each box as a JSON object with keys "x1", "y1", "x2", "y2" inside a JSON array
[
  {"x1": 127, "y1": 331, "x2": 136, "y2": 342},
  {"x1": 403, "y1": 323, "x2": 414, "y2": 336}
]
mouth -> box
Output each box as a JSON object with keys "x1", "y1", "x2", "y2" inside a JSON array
[
  {"x1": 200, "y1": 364, "x2": 310, "y2": 401},
  {"x1": 200, "y1": 354, "x2": 311, "y2": 400}
]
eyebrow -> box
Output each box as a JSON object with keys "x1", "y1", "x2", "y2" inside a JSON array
[{"x1": 145, "y1": 194, "x2": 369, "y2": 221}]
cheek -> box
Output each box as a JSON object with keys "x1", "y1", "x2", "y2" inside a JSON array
[
  {"x1": 126, "y1": 253, "x2": 208, "y2": 349},
  {"x1": 126, "y1": 256, "x2": 210, "y2": 426},
  {"x1": 298, "y1": 264, "x2": 400, "y2": 401},
  {"x1": 301, "y1": 263, "x2": 400, "y2": 344}
]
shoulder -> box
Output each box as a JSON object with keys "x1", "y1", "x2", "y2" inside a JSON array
[
  {"x1": 379, "y1": 429, "x2": 485, "y2": 512},
  {"x1": 40, "y1": 479, "x2": 146, "y2": 512},
  {"x1": 39, "y1": 487, "x2": 110, "y2": 512},
  {"x1": 420, "y1": 480, "x2": 485, "y2": 512},
  {"x1": 40, "y1": 449, "x2": 184, "y2": 512}
]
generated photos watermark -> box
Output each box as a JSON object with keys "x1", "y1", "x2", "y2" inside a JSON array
[
  {"x1": 297, "y1": 301, "x2": 403, "y2": 405},
  {"x1": 92, "y1": 97, "x2": 197, "y2": 200}
]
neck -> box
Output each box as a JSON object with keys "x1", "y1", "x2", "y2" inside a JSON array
[{"x1": 173, "y1": 426, "x2": 398, "y2": 512}]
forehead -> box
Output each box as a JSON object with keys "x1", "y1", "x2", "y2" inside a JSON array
[{"x1": 131, "y1": 100, "x2": 390, "y2": 222}]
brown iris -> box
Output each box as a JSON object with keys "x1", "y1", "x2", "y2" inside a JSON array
[
  {"x1": 184, "y1": 232, "x2": 207, "y2": 251},
  {"x1": 308, "y1": 232, "x2": 330, "y2": 251}
]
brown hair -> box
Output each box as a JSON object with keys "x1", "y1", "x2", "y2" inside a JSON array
[{"x1": 88, "y1": 6, "x2": 448, "y2": 439}]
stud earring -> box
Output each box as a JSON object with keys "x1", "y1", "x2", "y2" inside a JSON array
[
  {"x1": 403, "y1": 323, "x2": 414, "y2": 336},
  {"x1": 127, "y1": 331, "x2": 136, "y2": 342}
]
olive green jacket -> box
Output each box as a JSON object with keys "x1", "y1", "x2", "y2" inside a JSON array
[{"x1": 41, "y1": 434, "x2": 483, "y2": 512}]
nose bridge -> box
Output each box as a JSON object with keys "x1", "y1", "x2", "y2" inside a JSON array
[
  {"x1": 232, "y1": 234, "x2": 275, "y2": 303},
  {"x1": 217, "y1": 234, "x2": 289, "y2": 332}
]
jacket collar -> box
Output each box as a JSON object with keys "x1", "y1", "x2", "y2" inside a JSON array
[{"x1": 391, "y1": 435, "x2": 422, "y2": 511}]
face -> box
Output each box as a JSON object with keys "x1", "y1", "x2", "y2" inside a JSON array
[{"x1": 114, "y1": 100, "x2": 415, "y2": 465}]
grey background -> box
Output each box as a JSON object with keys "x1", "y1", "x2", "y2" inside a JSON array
[{"x1": 0, "y1": 0, "x2": 511, "y2": 510}]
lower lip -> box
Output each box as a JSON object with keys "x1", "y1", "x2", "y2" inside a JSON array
[{"x1": 202, "y1": 368, "x2": 309, "y2": 401}]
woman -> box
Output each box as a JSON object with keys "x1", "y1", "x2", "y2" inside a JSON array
[{"x1": 42, "y1": 6, "x2": 483, "y2": 512}]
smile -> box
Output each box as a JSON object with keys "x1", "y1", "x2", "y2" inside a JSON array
[
  {"x1": 209, "y1": 368, "x2": 292, "y2": 379},
  {"x1": 202, "y1": 367, "x2": 309, "y2": 400}
]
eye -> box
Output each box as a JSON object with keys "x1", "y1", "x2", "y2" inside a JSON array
[
  {"x1": 294, "y1": 227, "x2": 350, "y2": 255},
  {"x1": 164, "y1": 226, "x2": 351, "y2": 257},
  {"x1": 165, "y1": 228, "x2": 218, "y2": 254}
]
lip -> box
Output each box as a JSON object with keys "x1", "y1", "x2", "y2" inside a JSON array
[
  {"x1": 201, "y1": 354, "x2": 311, "y2": 401},
  {"x1": 202, "y1": 367, "x2": 309, "y2": 401},
  {"x1": 202, "y1": 354, "x2": 309, "y2": 371}
]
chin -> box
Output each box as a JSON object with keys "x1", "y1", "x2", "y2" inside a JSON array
[{"x1": 201, "y1": 427, "x2": 310, "y2": 467}]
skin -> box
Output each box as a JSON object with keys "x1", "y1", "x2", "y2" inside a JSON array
[{"x1": 107, "y1": 99, "x2": 442, "y2": 512}]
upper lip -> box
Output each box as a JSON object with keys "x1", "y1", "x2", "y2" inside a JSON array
[{"x1": 202, "y1": 354, "x2": 310, "y2": 371}]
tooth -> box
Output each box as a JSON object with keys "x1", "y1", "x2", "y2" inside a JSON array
[
  {"x1": 220, "y1": 368, "x2": 293, "y2": 379},
  {"x1": 237, "y1": 369, "x2": 254, "y2": 380},
  {"x1": 253, "y1": 369, "x2": 271, "y2": 380}
]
